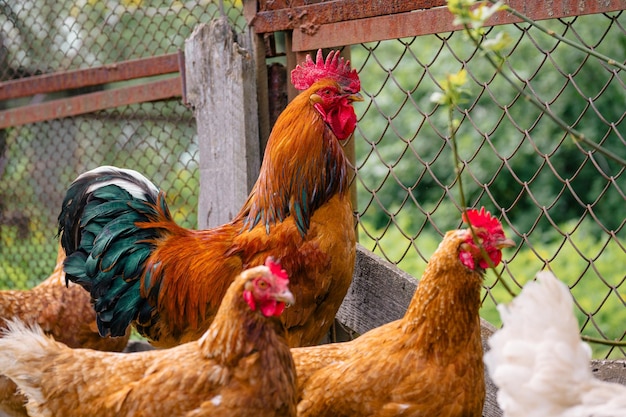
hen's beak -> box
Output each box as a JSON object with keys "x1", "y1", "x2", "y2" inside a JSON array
[
  {"x1": 496, "y1": 237, "x2": 516, "y2": 249},
  {"x1": 348, "y1": 93, "x2": 364, "y2": 102},
  {"x1": 275, "y1": 289, "x2": 295, "y2": 307}
]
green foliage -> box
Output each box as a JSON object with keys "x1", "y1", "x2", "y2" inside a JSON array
[
  {"x1": 482, "y1": 219, "x2": 626, "y2": 358},
  {"x1": 359, "y1": 217, "x2": 625, "y2": 358},
  {"x1": 352, "y1": 13, "x2": 625, "y2": 236},
  {"x1": 352, "y1": 12, "x2": 625, "y2": 357},
  {"x1": 430, "y1": 69, "x2": 470, "y2": 107},
  {"x1": 448, "y1": 0, "x2": 508, "y2": 38}
]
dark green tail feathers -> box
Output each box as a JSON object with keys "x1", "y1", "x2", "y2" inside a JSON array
[{"x1": 57, "y1": 166, "x2": 169, "y2": 338}]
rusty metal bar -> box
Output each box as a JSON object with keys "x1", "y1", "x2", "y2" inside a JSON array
[
  {"x1": 0, "y1": 53, "x2": 181, "y2": 101},
  {"x1": 286, "y1": 0, "x2": 626, "y2": 51},
  {"x1": 0, "y1": 76, "x2": 182, "y2": 129},
  {"x1": 252, "y1": 0, "x2": 444, "y2": 33}
]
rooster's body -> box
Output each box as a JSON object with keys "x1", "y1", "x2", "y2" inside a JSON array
[
  {"x1": 291, "y1": 208, "x2": 515, "y2": 417},
  {"x1": 0, "y1": 259, "x2": 297, "y2": 417},
  {"x1": 0, "y1": 245, "x2": 129, "y2": 417},
  {"x1": 58, "y1": 50, "x2": 361, "y2": 348},
  {"x1": 485, "y1": 271, "x2": 626, "y2": 417}
]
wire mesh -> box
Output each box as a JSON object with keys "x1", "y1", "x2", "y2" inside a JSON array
[
  {"x1": 0, "y1": 0, "x2": 245, "y2": 286},
  {"x1": 0, "y1": 0, "x2": 246, "y2": 76},
  {"x1": 350, "y1": 11, "x2": 625, "y2": 358}
]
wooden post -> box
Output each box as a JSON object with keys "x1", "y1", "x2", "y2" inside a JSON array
[{"x1": 184, "y1": 18, "x2": 260, "y2": 229}]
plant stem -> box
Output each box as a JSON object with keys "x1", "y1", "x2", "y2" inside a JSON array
[
  {"x1": 581, "y1": 335, "x2": 626, "y2": 348},
  {"x1": 447, "y1": 102, "x2": 517, "y2": 297}
]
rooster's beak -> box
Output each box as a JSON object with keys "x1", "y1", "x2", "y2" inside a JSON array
[
  {"x1": 310, "y1": 93, "x2": 323, "y2": 104},
  {"x1": 348, "y1": 93, "x2": 364, "y2": 102}
]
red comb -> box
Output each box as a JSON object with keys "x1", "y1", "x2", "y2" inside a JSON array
[
  {"x1": 462, "y1": 207, "x2": 502, "y2": 231},
  {"x1": 265, "y1": 257, "x2": 289, "y2": 282},
  {"x1": 291, "y1": 49, "x2": 361, "y2": 93}
]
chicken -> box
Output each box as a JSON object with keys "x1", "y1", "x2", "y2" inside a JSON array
[
  {"x1": 291, "y1": 207, "x2": 515, "y2": 417},
  {"x1": 57, "y1": 49, "x2": 360, "y2": 349},
  {"x1": 0, "y1": 245, "x2": 129, "y2": 350},
  {"x1": 0, "y1": 258, "x2": 297, "y2": 417},
  {"x1": 484, "y1": 271, "x2": 626, "y2": 417},
  {"x1": 0, "y1": 245, "x2": 130, "y2": 417}
]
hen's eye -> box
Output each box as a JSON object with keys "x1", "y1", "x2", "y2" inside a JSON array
[{"x1": 257, "y1": 280, "x2": 268, "y2": 289}]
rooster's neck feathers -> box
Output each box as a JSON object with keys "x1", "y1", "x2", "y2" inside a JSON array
[{"x1": 237, "y1": 85, "x2": 350, "y2": 237}]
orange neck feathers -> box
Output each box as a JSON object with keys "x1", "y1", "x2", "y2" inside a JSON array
[{"x1": 236, "y1": 80, "x2": 351, "y2": 237}]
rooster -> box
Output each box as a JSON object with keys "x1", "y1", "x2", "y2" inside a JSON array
[
  {"x1": 484, "y1": 271, "x2": 626, "y2": 417},
  {"x1": 57, "y1": 49, "x2": 361, "y2": 348},
  {"x1": 0, "y1": 245, "x2": 130, "y2": 417},
  {"x1": 0, "y1": 258, "x2": 297, "y2": 417},
  {"x1": 291, "y1": 207, "x2": 515, "y2": 417}
]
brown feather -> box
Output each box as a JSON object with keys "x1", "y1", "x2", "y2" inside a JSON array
[{"x1": 0, "y1": 264, "x2": 297, "y2": 417}]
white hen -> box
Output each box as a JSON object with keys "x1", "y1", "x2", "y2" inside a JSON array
[{"x1": 484, "y1": 271, "x2": 626, "y2": 417}]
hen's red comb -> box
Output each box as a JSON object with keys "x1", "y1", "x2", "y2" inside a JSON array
[
  {"x1": 291, "y1": 49, "x2": 360, "y2": 93},
  {"x1": 462, "y1": 207, "x2": 502, "y2": 232},
  {"x1": 265, "y1": 257, "x2": 289, "y2": 283}
]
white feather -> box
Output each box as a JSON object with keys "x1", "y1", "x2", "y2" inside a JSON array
[
  {"x1": 0, "y1": 319, "x2": 55, "y2": 414},
  {"x1": 484, "y1": 271, "x2": 626, "y2": 417},
  {"x1": 78, "y1": 165, "x2": 159, "y2": 200}
]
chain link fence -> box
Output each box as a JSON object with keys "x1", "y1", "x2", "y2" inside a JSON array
[
  {"x1": 0, "y1": 0, "x2": 245, "y2": 286},
  {"x1": 0, "y1": 1, "x2": 624, "y2": 357},
  {"x1": 349, "y1": 11, "x2": 625, "y2": 358}
]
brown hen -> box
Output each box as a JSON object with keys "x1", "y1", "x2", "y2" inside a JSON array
[
  {"x1": 0, "y1": 258, "x2": 297, "y2": 417},
  {"x1": 291, "y1": 208, "x2": 515, "y2": 417},
  {"x1": 0, "y1": 245, "x2": 129, "y2": 417}
]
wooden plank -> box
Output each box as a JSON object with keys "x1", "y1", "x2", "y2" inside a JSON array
[
  {"x1": 185, "y1": 18, "x2": 260, "y2": 229},
  {"x1": 292, "y1": 0, "x2": 626, "y2": 51},
  {"x1": 337, "y1": 243, "x2": 417, "y2": 332},
  {"x1": 0, "y1": 77, "x2": 181, "y2": 129},
  {"x1": 0, "y1": 53, "x2": 181, "y2": 101},
  {"x1": 283, "y1": 34, "x2": 305, "y2": 102},
  {"x1": 258, "y1": 0, "x2": 306, "y2": 11},
  {"x1": 252, "y1": 32, "x2": 272, "y2": 152},
  {"x1": 251, "y1": 0, "x2": 444, "y2": 33}
]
